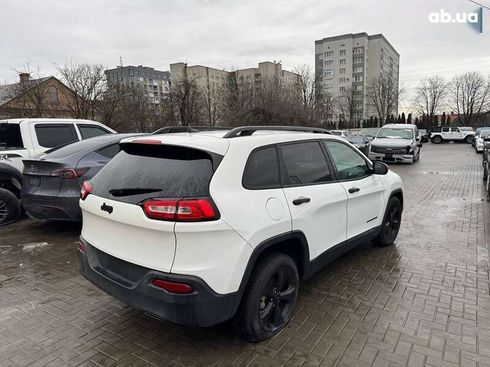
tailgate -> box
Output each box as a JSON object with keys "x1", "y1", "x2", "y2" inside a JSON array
[
  {"x1": 80, "y1": 194, "x2": 176, "y2": 272},
  {"x1": 22, "y1": 159, "x2": 66, "y2": 195}
]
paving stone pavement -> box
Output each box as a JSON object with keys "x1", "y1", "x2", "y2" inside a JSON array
[{"x1": 0, "y1": 143, "x2": 489, "y2": 367}]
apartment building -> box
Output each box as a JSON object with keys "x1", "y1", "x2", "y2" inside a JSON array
[
  {"x1": 105, "y1": 65, "x2": 171, "y2": 104},
  {"x1": 169, "y1": 61, "x2": 300, "y2": 91},
  {"x1": 315, "y1": 33, "x2": 399, "y2": 123}
]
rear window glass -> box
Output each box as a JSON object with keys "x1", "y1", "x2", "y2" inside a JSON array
[
  {"x1": 35, "y1": 124, "x2": 78, "y2": 148},
  {"x1": 243, "y1": 146, "x2": 280, "y2": 189},
  {"x1": 0, "y1": 124, "x2": 24, "y2": 149},
  {"x1": 91, "y1": 144, "x2": 219, "y2": 203}
]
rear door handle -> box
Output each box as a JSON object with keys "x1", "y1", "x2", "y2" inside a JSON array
[
  {"x1": 292, "y1": 197, "x2": 311, "y2": 205},
  {"x1": 348, "y1": 187, "x2": 360, "y2": 193}
]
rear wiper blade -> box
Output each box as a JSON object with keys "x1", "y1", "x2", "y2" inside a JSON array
[{"x1": 109, "y1": 188, "x2": 163, "y2": 197}]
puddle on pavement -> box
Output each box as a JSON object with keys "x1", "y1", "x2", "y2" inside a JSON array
[{"x1": 21, "y1": 242, "x2": 49, "y2": 252}]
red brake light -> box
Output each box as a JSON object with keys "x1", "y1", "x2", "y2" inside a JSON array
[
  {"x1": 142, "y1": 198, "x2": 217, "y2": 222},
  {"x1": 134, "y1": 139, "x2": 162, "y2": 145},
  {"x1": 143, "y1": 199, "x2": 178, "y2": 220},
  {"x1": 152, "y1": 279, "x2": 193, "y2": 294},
  {"x1": 78, "y1": 241, "x2": 86, "y2": 253},
  {"x1": 53, "y1": 167, "x2": 89, "y2": 179},
  {"x1": 80, "y1": 181, "x2": 92, "y2": 200}
]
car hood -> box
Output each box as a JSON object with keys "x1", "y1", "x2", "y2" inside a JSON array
[{"x1": 371, "y1": 138, "x2": 413, "y2": 147}]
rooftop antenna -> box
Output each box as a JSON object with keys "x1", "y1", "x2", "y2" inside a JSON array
[{"x1": 119, "y1": 57, "x2": 123, "y2": 67}]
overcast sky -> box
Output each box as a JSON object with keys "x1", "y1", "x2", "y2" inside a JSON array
[{"x1": 1, "y1": 0, "x2": 489, "y2": 112}]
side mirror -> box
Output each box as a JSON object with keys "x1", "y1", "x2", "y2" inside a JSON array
[
  {"x1": 373, "y1": 161, "x2": 389, "y2": 175},
  {"x1": 417, "y1": 143, "x2": 423, "y2": 148}
]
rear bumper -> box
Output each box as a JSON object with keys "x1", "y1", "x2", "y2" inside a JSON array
[
  {"x1": 22, "y1": 193, "x2": 81, "y2": 221},
  {"x1": 369, "y1": 152, "x2": 414, "y2": 164},
  {"x1": 78, "y1": 239, "x2": 240, "y2": 327}
]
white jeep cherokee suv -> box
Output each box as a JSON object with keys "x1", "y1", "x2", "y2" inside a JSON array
[{"x1": 78, "y1": 126, "x2": 404, "y2": 341}]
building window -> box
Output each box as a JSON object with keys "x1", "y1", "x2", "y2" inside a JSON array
[
  {"x1": 354, "y1": 75, "x2": 363, "y2": 82},
  {"x1": 325, "y1": 51, "x2": 333, "y2": 57},
  {"x1": 340, "y1": 50, "x2": 346, "y2": 56},
  {"x1": 325, "y1": 60, "x2": 333, "y2": 67},
  {"x1": 339, "y1": 86, "x2": 345, "y2": 92},
  {"x1": 129, "y1": 69, "x2": 134, "y2": 76},
  {"x1": 340, "y1": 44, "x2": 345, "y2": 47},
  {"x1": 354, "y1": 48, "x2": 363, "y2": 54},
  {"x1": 339, "y1": 77, "x2": 346, "y2": 83},
  {"x1": 354, "y1": 57, "x2": 363, "y2": 64},
  {"x1": 324, "y1": 69, "x2": 334, "y2": 76},
  {"x1": 48, "y1": 86, "x2": 58, "y2": 109},
  {"x1": 354, "y1": 66, "x2": 363, "y2": 73},
  {"x1": 339, "y1": 68, "x2": 346, "y2": 74},
  {"x1": 339, "y1": 59, "x2": 346, "y2": 65},
  {"x1": 355, "y1": 85, "x2": 363, "y2": 91}
]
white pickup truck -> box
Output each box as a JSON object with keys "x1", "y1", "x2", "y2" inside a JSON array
[
  {"x1": 430, "y1": 126, "x2": 475, "y2": 144},
  {"x1": 0, "y1": 118, "x2": 115, "y2": 225}
]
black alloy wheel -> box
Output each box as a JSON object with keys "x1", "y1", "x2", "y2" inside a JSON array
[{"x1": 234, "y1": 253, "x2": 299, "y2": 342}]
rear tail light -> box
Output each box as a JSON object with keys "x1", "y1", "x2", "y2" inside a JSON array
[
  {"x1": 52, "y1": 167, "x2": 89, "y2": 179},
  {"x1": 78, "y1": 241, "x2": 86, "y2": 253},
  {"x1": 80, "y1": 181, "x2": 92, "y2": 201},
  {"x1": 142, "y1": 198, "x2": 217, "y2": 222},
  {"x1": 152, "y1": 279, "x2": 193, "y2": 294}
]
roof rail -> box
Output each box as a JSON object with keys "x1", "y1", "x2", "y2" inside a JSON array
[
  {"x1": 222, "y1": 126, "x2": 332, "y2": 138},
  {"x1": 152, "y1": 126, "x2": 230, "y2": 135}
]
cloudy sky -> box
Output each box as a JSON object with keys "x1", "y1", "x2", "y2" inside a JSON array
[{"x1": 0, "y1": 0, "x2": 489, "y2": 112}]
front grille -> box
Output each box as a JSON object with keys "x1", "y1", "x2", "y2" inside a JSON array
[{"x1": 371, "y1": 146, "x2": 407, "y2": 155}]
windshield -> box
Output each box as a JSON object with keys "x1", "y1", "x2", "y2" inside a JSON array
[{"x1": 377, "y1": 128, "x2": 413, "y2": 139}]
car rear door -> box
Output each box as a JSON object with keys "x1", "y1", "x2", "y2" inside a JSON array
[
  {"x1": 29, "y1": 122, "x2": 80, "y2": 154},
  {"x1": 279, "y1": 140, "x2": 347, "y2": 260},
  {"x1": 80, "y1": 142, "x2": 220, "y2": 273},
  {"x1": 323, "y1": 140, "x2": 385, "y2": 238}
]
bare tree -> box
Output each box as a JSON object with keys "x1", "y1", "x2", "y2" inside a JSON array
[
  {"x1": 170, "y1": 77, "x2": 204, "y2": 125},
  {"x1": 98, "y1": 82, "x2": 128, "y2": 130},
  {"x1": 452, "y1": 71, "x2": 490, "y2": 125},
  {"x1": 366, "y1": 73, "x2": 402, "y2": 126},
  {"x1": 413, "y1": 76, "x2": 448, "y2": 117},
  {"x1": 338, "y1": 87, "x2": 362, "y2": 129},
  {"x1": 56, "y1": 62, "x2": 105, "y2": 119},
  {"x1": 201, "y1": 83, "x2": 225, "y2": 126}
]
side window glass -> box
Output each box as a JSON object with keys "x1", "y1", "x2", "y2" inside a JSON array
[
  {"x1": 324, "y1": 141, "x2": 369, "y2": 180},
  {"x1": 242, "y1": 146, "x2": 280, "y2": 189},
  {"x1": 35, "y1": 124, "x2": 78, "y2": 148},
  {"x1": 280, "y1": 142, "x2": 332, "y2": 185},
  {"x1": 96, "y1": 144, "x2": 120, "y2": 159},
  {"x1": 78, "y1": 125, "x2": 111, "y2": 139}
]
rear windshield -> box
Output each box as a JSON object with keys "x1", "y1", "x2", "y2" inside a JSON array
[
  {"x1": 91, "y1": 144, "x2": 219, "y2": 204},
  {"x1": 0, "y1": 124, "x2": 24, "y2": 150}
]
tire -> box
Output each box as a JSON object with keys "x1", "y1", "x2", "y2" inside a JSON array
[
  {"x1": 0, "y1": 188, "x2": 21, "y2": 225},
  {"x1": 374, "y1": 196, "x2": 402, "y2": 247},
  {"x1": 432, "y1": 136, "x2": 443, "y2": 144},
  {"x1": 484, "y1": 164, "x2": 488, "y2": 181},
  {"x1": 465, "y1": 135, "x2": 474, "y2": 144},
  {"x1": 234, "y1": 253, "x2": 299, "y2": 342}
]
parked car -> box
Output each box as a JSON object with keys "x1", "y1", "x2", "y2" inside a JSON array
[
  {"x1": 347, "y1": 134, "x2": 370, "y2": 154},
  {"x1": 418, "y1": 129, "x2": 429, "y2": 143},
  {"x1": 473, "y1": 127, "x2": 490, "y2": 148},
  {"x1": 430, "y1": 126, "x2": 475, "y2": 144},
  {"x1": 0, "y1": 118, "x2": 116, "y2": 225},
  {"x1": 329, "y1": 130, "x2": 353, "y2": 139},
  {"x1": 78, "y1": 126, "x2": 404, "y2": 341},
  {"x1": 368, "y1": 124, "x2": 422, "y2": 164},
  {"x1": 21, "y1": 134, "x2": 137, "y2": 222},
  {"x1": 358, "y1": 127, "x2": 380, "y2": 142},
  {"x1": 483, "y1": 136, "x2": 490, "y2": 200},
  {"x1": 474, "y1": 130, "x2": 490, "y2": 153}
]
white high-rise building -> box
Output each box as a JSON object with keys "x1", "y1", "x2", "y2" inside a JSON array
[{"x1": 315, "y1": 33, "x2": 400, "y2": 124}]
